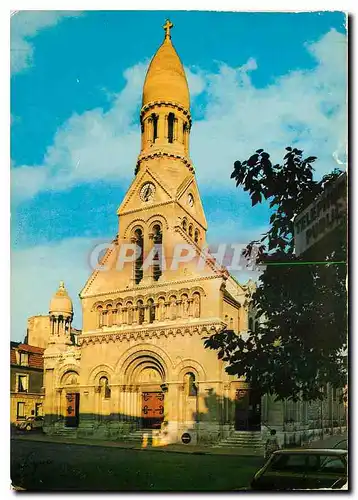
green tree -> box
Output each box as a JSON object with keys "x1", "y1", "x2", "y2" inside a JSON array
[{"x1": 204, "y1": 148, "x2": 347, "y2": 401}]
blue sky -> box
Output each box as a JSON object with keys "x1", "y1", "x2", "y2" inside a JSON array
[{"x1": 11, "y1": 10, "x2": 347, "y2": 340}]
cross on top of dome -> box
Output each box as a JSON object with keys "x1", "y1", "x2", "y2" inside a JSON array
[{"x1": 163, "y1": 19, "x2": 173, "y2": 39}]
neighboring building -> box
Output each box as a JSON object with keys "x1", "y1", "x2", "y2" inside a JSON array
[
  {"x1": 10, "y1": 318, "x2": 82, "y2": 427},
  {"x1": 38, "y1": 21, "x2": 346, "y2": 447},
  {"x1": 10, "y1": 342, "x2": 45, "y2": 425}
]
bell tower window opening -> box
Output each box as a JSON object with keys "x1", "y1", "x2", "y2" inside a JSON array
[
  {"x1": 168, "y1": 113, "x2": 175, "y2": 143},
  {"x1": 194, "y1": 229, "x2": 199, "y2": 243},
  {"x1": 134, "y1": 228, "x2": 144, "y2": 284},
  {"x1": 182, "y1": 219, "x2": 187, "y2": 232},
  {"x1": 151, "y1": 113, "x2": 158, "y2": 142},
  {"x1": 152, "y1": 224, "x2": 163, "y2": 282}
]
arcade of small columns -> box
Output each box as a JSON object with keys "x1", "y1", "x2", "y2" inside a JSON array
[
  {"x1": 140, "y1": 102, "x2": 191, "y2": 154},
  {"x1": 95, "y1": 289, "x2": 202, "y2": 329}
]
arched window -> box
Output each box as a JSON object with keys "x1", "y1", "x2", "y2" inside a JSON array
[
  {"x1": 148, "y1": 298, "x2": 156, "y2": 324},
  {"x1": 192, "y1": 292, "x2": 201, "y2": 318},
  {"x1": 127, "y1": 302, "x2": 133, "y2": 325},
  {"x1": 107, "y1": 304, "x2": 113, "y2": 327},
  {"x1": 182, "y1": 294, "x2": 189, "y2": 318},
  {"x1": 188, "y1": 224, "x2": 193, "y2": 238},
  {"x1": 151, "y1": 113, "x2": 158, "y2": 142},
  {"x1": 194, "y1": 229, "x2": 199, "y2": 243},
  {"x1": 138, "y1": 300, "x2": 144, "y2": 325},
  {"x1": 183, "y1": 122, "x2": 188, "y2": 145},
  {"x1": 134, "y1": 228, "x2": 143, "y2": 284},
  {"x1": 185, "y1": 372, "x2": 197, "y2": 397},
  {"x1": 152, "y1": 224, "x2": 163, "y2": 282},
  {"x1": 168, "y1": 113, "x2": 175, "y2": 143},
  {"x1": 182, "y1": 219, "x2": 187, "y2": 232},
  {"x1": 169, "y1": 295, "x2": 177, "y2": 320},
  {"x1": 99, "y1": 376, "x2": 111, "y2": 399},
  {"x1": 97, "y1": 306, "x2": 103, "y2": 328}
]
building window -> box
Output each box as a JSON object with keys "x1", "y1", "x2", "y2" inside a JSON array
[
  {"x1": 168, "y1": 113, "x2": 175, "y2": 143},
  {"x1": 148, "y1": 299, "x2": 156, "y2": 324},
  {"x1": 188, "y1": 224, "x2": 193, "y2": 238},
  {"x1": 194, "y1": 229, "x2": 199, "y2": 243},
  {"x1": 17, "y1": 374, "x2": 28, "y2": 393},
  {"x1": 152, "y1": 224, "x2": 163, "y2": 282},
  {"x1": 138, "y1": 300, "x2": 144, "y2": 325},
  {"x1": 35, "y1": 403, "x2": 43, "y2": 416},
  {"x1": 17, "y1": 402, "x2": 25, "y2": 420},
  {"x1": 99, "y1": 377, "x2": 111, "y2": 399},
  {"x1": 151, "y1": 113, "x2": 158, "y2": 142},
  {"x1": 248, "y1": 317, "x2": 254, "y2": 331},
  {"x1": 182, "y1": 219, "x2": 187, "y2": 232},
  {"x1": 19, "y1": 352, "x2": 29, "y2": 366},
  {"x1": 134, "y1": 228, "x2": 144, "y2": 284},
  {"x1": 185, "y1": 372, "x2": 197, "y2": 397}
]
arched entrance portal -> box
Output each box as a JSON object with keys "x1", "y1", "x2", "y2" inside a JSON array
[
  {"x1": 60, "y1": 370, "x2": 80, "y2": 428},
  {"x1": 124, "y1": 353, "x2": 166, "y2": 430}
]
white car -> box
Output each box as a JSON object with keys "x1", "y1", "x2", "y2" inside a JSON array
[{"x1": 17, "y1": 416, "x2": 44, "y2": 431}]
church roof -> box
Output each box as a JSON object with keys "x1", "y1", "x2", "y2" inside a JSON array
[
  {"x1": 142, "y1": 20, "x2": 190, "y2": 110},
  {"x1": 49, "y1": 281, "x2": 73, "y2": 316}
]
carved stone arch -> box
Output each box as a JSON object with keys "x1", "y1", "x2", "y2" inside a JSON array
[
  {"x1": 166, "y1": 290, "x2": 178, "y2": 301},
  {"x1": 56, "y1": 364, "x2": 80, "y2": 388},
  {"x1": 189, "y1": 286, "x2": 206, "y2": 298},
  {"x1": 88, "y1": 363, "x2": 115, "y2": 386},
  {"x1": 124, "y1": 296, "x2": 134, "y2": 306},
  {"x1": 154, "y1": 291, "x2": 167, "y2": 301},
  {"x1": 92, "y1": 301, "x2": 104, "y2": 312},
  {"x1": 115, "y1": 343, "x2": 174, "y2": 385},
  {"x1": 175, "y1": 358, "x2": 207, "y2": 382},
  {"x1": 145, "y1": 292, "x2": 156, "y2": 303},
  {"x1": 146, "y1": 214, "x2": 169, "y2": 231},
  {"x1": 135, "y1": 295, "x2": 145, "y2": 303},
  {"x1": 179, "y1": 288, "x2": 190, "y2": 296},
  {"x1": 123, "y1": 219, "x2": 146, "y2": 239}
]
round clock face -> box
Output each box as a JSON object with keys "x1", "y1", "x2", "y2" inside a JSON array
[
  {"x1": 188, "y1": 193, "x2": 194, "y2": 207},
  {"x1": 140, "y1": 182, "x2": 156, "y2": 202}
]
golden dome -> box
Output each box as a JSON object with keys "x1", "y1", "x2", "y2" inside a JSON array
[
  {"x1": 49, "y1": 281, "x2": 73, "y2": 316},
  {"x1": 142, "y1": 20, "x2": 190, "y2": 110}
]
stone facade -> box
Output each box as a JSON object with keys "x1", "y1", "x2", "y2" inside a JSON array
[
  {"x1": 10, "y1": 342, "x2": 45, "y2": 425},
  {"x1": 38, "y1": 21, "x2": 346, "y2": 447}
]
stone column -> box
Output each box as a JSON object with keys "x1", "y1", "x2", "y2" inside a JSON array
[
  {"x1": 157, "y1": 110, "x2": 164, "y2": 142},
  {"x1": 178, "y1": 118, "x2": 184, "y2": 144},
  {"x1": 188, "y1": 299, "x2": 194, "y2": 318},
  {"x1": 176, "y1": 300, "x2": 182, "y2": 319},
  {"x1": 164, "y1": 302, "x2": 171, "y2": 320}
]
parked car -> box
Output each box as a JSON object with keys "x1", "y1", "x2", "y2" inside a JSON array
[
  {"x1": 16, "y1": 416, "x2": 44, "y2": 432},
  {"x1": 251, "y1": 449, "x2": 348, "y2": 490},
  {"x1": 333, "y1": 439, "x2": 348, "y2": 450}
]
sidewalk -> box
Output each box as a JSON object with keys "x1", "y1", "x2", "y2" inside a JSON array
[
  {"x1": 11, "y1": 432, "x2": 264, "y2": 457},
  {"x1": 308, "y1": 431, "x2": 348, "y2": 449}
]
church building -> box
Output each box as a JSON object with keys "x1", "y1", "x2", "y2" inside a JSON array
[{"x1": 40, "y1": 21, "x2": 345, "y2": 447}]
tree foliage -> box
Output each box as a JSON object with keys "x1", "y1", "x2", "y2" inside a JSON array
[{"x1": 204, "y1": 148, "x2": 347, "y2": 401}]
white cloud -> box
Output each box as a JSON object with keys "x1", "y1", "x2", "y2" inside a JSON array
[
  {"x1": 11, "y1": 61, "x2": 148, "y2": 203},
  {"x1": 11, "y1": 10, "x2": 82, "y2": 75},
  {"x1": 191, "y1": 28, "x2": 347, "y2": 189},
  {"x1": 11, "y1": 28, "x2": 347, "y2": 205},
  {"x1": 11, "y1": 237, "x2": 97, "y2": 341}
]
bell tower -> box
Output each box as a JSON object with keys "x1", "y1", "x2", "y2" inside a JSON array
[{"x1": 136, "y1": 19, "x2": 193, "y2": 176}]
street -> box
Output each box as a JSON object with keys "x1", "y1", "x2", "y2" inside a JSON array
[{"x1": 11, "y1": 437, "x2": 263, "y2": 491}]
